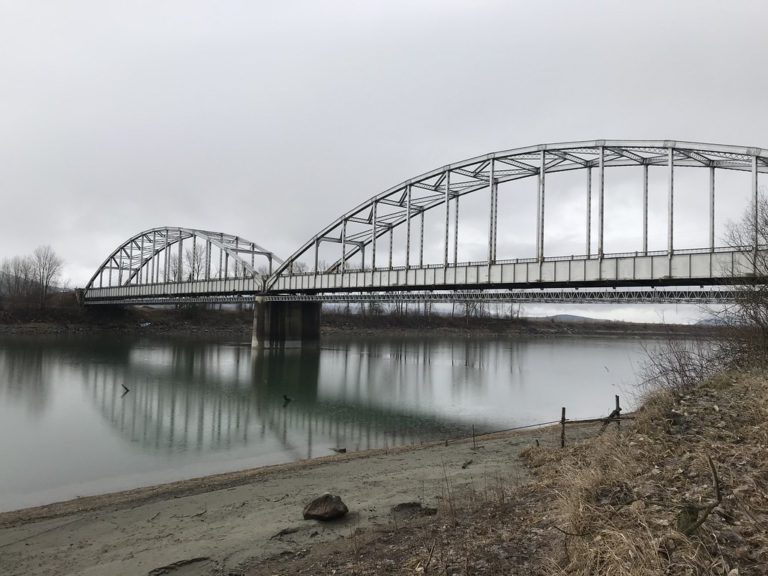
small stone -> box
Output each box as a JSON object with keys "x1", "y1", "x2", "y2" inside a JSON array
[{"x1": 303, "y1": 493, "x2": 349, "y2": 521}]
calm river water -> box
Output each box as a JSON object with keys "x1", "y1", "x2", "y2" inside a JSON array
[{"x1": 0, "y1": 333, "x2": 654, "y2": 512}]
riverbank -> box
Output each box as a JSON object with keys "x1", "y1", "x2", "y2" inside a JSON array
[
  {"x1": 0, "y1": 421, "x2": 600, "y2": 576},
  {"x1": 0, "y1": 305, "x2": 721, "y2": 339},
  {"x1": 251, "y1": 369, "x2": 768, "y2": 575}
]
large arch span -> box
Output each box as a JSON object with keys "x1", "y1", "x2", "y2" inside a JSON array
[{"x1": 266, "y1": 139, "x2": 767, "y2": 293}]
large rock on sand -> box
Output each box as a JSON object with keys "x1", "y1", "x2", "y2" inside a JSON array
[{"x1": 303, "y1": 493, "x2": 349, "y2": 521}]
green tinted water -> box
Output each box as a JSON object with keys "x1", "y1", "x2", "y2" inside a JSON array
[{"x1": 0, "y1": 333, "x2": 651, "y2": 512}]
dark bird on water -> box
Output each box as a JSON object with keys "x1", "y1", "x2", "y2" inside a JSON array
[
  {"x1": 121, "y1": 384, "x2": 130, "y2": 397},
  {"x1": 282, "y1": 394, "x2": 292, "y2": 407}
]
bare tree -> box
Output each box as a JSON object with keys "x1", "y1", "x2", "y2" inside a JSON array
[
  {"x1": 289, "y1": 261, "x2": 308, "y2": 274},
  {"x1": 169, "y1": 255, "x2": 183, "y2": 282},
  {"x1": 367, "y1": 301, "x2": 385, "y2": 315},
  {"x1": 459, "y1": 293, "x2": 488, "y2": 323},
  {"x1": 32, "y1": 246, "x2": 63, "y2": 308},
  {"x1": 1, "y1": 256, "x2": 35, "y2": 301},
  {"x1": 505, "y1": 302, "x2": 521, "y2": 320},
  {"x1": 390, "y1": 299, "x2": 406, "y2": 316},
  {"x1": 722, "y1": 189, "x2": 768, "y2": 360},
  {"x1": 184, "y1": 245, "x2": 204, "y2": 281}
]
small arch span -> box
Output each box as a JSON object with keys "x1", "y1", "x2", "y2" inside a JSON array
[{"x1": 85, "y1": 227, "x2": 282, "y2": 295}]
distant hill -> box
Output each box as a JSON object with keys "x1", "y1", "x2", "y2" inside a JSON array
[
  {"x1": 695, "y1": 317, "x2": 728, "y2": 326},
  {"x1": 543, "y1": 314, "x2": 604, "y2": 324}
]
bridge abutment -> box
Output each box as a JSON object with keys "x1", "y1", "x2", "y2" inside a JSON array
[{"x1": 251, "y1": 297, "x2": 321, "y2": 348}]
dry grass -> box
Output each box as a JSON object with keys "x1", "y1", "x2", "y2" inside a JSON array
[{"x1": 525, "y1": 370, "x2": 768, "y2": 575}]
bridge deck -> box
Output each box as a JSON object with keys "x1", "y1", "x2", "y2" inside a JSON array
[{"x1": 82, "y1": 248, "x2": 753, "y2": 305}]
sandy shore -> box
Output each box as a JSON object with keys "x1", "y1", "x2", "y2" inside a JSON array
[{"x1": 0, "y1": 422, "x2": 601, "y2": 576}]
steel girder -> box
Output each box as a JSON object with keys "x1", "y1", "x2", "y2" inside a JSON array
[
  {"x1": 81, "y1": 288, "x2": 738, "y2": 306},
  {"x1": 266, "y1": 140, "x2": 768, "y2": 290},
  {"x1": 84, "y1": 227, "x2": 283, "y2": 294}
]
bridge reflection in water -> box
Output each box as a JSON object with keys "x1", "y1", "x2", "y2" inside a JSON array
[
  {"x1": 83, "y1": 338, "x2": 503, "y2": 462},
  {"x1": 0, "y1": 334, "x2": 650, "y2": 510}
]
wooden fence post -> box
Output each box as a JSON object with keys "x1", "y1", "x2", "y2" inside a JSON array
[
  {"x1": 560, "y1": 407, "x2": 566, "y2": 448},
  {"x1": 615, "y1": 395, "x2": 621, "y2": 430}
]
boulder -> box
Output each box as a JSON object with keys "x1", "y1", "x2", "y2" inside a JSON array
[{"x1": 303, "y1": 493, "x2": 349, "y2": 521}]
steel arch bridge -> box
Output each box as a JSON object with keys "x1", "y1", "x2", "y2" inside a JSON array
[{"x1": 82, "y1": 140, "x2": 767, "y2": 307}]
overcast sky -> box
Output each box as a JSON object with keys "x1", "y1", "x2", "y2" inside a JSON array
[{"x1": 1, "y1": 1, "x2": 766, "y2": 320}]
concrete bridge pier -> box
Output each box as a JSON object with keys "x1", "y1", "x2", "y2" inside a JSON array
[{"x1": 251, "y1": 297, "x2": 321, "y2": 348}]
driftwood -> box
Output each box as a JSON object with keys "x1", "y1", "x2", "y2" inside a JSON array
[{"x1": 677, "y1": 455, "x2": 722, "y2": 535}]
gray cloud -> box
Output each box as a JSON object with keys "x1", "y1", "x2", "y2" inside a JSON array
[{"x1": 1, "y1": 0, "x2": 766, "y2": 315}]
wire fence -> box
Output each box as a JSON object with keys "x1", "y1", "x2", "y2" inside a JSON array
[{"x1": 444, "y1": 394, "x2": 629, "y2": 449}]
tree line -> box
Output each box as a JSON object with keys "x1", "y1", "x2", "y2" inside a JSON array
[{"x1": 0, "y1": 245, "x2": 64, "y2": 309}]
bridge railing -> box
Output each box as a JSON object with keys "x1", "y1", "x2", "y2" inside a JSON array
[
  {"x1": 269, "y1": 247, "x2": 757, "y2": 294},
  {"x1": 280, "y1": 245, "x2": 754, "y2": 276}
]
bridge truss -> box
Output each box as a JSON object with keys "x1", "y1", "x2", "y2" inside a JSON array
[
  {"x1": 84, "y1": 227, "x2": 282, "y2": 296},
  {"x1": 268, "y1": 140, "x2": 767, "y2": 293},
  {"x1": 82, "y1": 140, "x2": 767, "y2": 306}
]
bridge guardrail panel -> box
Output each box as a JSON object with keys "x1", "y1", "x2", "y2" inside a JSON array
[
  {"x1": 585, "y1": 259, "x2": 599, "y2": 282},
  {"x1": 650, "y1": 255, "x2": 667, "y2": 279},
  {"x1": 555, "y1": 260, "x2": 569, "y2": 283},
  {"x1": 489, "y1": 264, "x2": 501, "y2": 284},
  {"x1": 525, "y1": 262, "x2": 535, "y2": 283},
  {"x1": 618, "y1": 257, "x2": 635, "y2": 280},
  {"x1": 536, "y1": 261, "x2": 549, "y2": 283},
  {"x1": 635, "y1": 257, "x2": 652, "y2": 279},
  {"x1": 511, "y1": 262, "x2": 521, "y2": 283},
  {"x1": 597, "y1": 259, "x2": 612, "y2": 281},
  {"x1": 672, "y1": 253, "x2": 691, "y2": 279},
  {"x1": 571, "y1": 260, "x2": 585, "y2": 282}
]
